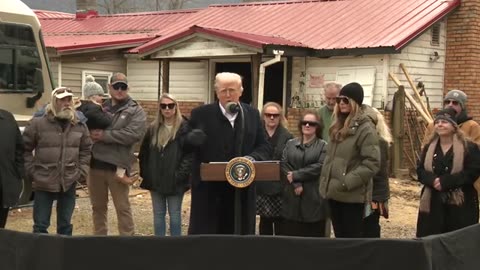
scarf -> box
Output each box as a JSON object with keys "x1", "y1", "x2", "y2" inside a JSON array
[{"x1": 419, "y1": 135, "x2": 465, "y2": 213}]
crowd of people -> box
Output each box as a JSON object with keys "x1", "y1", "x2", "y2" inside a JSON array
[{"x1": 0, "y1": 71, "x2": 478, "y2": 238}]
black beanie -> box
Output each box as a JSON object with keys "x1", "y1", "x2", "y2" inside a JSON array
[
  {"x1": 339, "y1": 82, "x2": 364, "y2": 105},
  {"x1": 434, "y1": 107, "x2": 458, "y2": 129}
]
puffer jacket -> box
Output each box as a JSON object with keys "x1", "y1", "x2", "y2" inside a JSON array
[
  {"x1": 77, "y1": 100, "x2": 112, "y2": 130},
  {"x1": 92, "y1": 97, "x2": 147, "y2": 172},
  {"x1": 139, "y1": 120, "x2": 193, "y2": 195},
  {"x1": 281, "y1": 137, "x2": 328, "y2": 222},
  {"x1": 319, "y1": 110, "x2": 380, "y2": 203},
  {"x1": 23, "y1": 113, "x2": 92, "y2": 193}
]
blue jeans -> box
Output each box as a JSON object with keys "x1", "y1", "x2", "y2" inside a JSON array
[
  {"x1": 33, "y1": 184, "x2": 76, "y2": 235},
  {"x1": 150, "y1": 191, "x2": 184, "y2": 236}
]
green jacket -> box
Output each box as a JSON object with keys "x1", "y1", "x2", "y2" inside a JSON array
[
  {"x1": 318, "y1": 105, "x2": 333, "y2": 143},
  {"x1": 319, "y1": 111, "x2": 380, "y2": 203}
]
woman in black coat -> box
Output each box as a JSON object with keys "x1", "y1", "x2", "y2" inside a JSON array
[
  {"x1": 0, "y1": 109, "x2": 24, "y2": 228},
  {"x1": 138, "y1": 94, "x2": 192, "y2": 236},
  {"x1": 416, "y1": 108, "x2": 480, "y2": 237},
  {"x1": 279, "y1": 111, "x2": 328, "y2": 237},
  {"x1": 256, "y1": 102, "x2": 293, "y2": 235}
]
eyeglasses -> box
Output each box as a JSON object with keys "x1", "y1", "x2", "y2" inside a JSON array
[
  {"x1": 160, "y1": 103, "x2": 176, "y2": 110},
  {"x1": 300, "y1": 121, "x2": 319, "y2": 127},
  {"x1": 335, "y1": 96, "x2": 350, "y2": 105},
  {"x1": 112, "y1": 83, "x2": 128, "y2": 91},
  {"x1": 444, "y1": 100, "x2": 459, "y2": 106},
  {"x1": 264, "y1": 113, "x2": 280, "y2": 119}
]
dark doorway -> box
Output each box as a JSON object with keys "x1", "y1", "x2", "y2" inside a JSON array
[
  {"x1": 216, "y1": 62, "x2": 252, "y2": 104},
  {"x1": 264, "y1": 62, "x2": 284, "y2": 106},
  {"x1": 215, "y1": 61, "x2": 284, "y2": 108}
]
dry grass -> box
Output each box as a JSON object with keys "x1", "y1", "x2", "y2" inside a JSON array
[{"x1": 6, "y1": 178, "x2": 421, "y2": 238}]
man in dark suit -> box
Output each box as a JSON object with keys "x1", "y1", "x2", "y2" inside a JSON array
[
  {"x1": 188, "y1": 72, "x2": 271, "y2": 235},
  {"x1": 0, "y1": 109, "x2": 24, "y2": 228}
]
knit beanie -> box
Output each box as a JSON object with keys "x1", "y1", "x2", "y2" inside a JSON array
[
  {"x1": 83, "y1": 75, "x2": 104, "y2": 98},
  {"x1": 434, "y1": 107, "x2": 458, "y2": 129},
  {"x1": 444, "y1": 89, "x2": 467, "y2": 109},
  {"x1": 339, "y1": 82, "x2": 364, "y2": 105}
]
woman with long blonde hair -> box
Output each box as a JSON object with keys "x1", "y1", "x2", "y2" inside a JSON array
[
  {"x1": 138, "y1": 93, "x2": 192, "y2": 236},
  {"x1": 319, "y1": 82, "x2": 380, "y2": 238}
]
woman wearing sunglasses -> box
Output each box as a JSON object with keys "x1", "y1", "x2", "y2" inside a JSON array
[
  {"x1": 138, "y1": 93, "x2": 192, "y2": 236},
  {"x1": 279, "y1": 111, "x2": 328, "y2": 237},
  {"x1": 319, "y1": 82, "x2": 380, "y2": 238},
  {"x1": 256, "y1": 102, "x2": 293, "y2": 235},
  {"x1": 416, "y1": 108, "x2": 480, "y2": 237}
]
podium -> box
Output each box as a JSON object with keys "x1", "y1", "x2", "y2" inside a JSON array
[{"x1": 200, "y1": 158, "x2": 281, "y2": 234}]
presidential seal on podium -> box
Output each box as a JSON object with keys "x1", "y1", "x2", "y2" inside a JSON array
[{"x1": 225, "y1": 157, "x2": 256, "y2": 188}]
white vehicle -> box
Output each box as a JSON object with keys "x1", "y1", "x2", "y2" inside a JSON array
[
  {"x1": 1, "y1": 0, "x2": 52, "y2": 123},
  {"x1": 1, "y1": 0, "x2": 54, "y2": 205}
]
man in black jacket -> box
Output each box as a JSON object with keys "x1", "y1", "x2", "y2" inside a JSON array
[
  {"x1": 0, "y1": 109, "x2": 24, "y2": 228},
  {"x1": 187, "y1": 72, "x2": 271, "y2": 235}
]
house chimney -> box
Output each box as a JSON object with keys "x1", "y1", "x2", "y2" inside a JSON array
[{"x1": 76, "y1": 0, "x2": 98, "y2": 19}]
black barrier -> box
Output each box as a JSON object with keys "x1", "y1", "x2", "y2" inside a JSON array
[{"x1": 0, "y1": 224, "x2": 479, "y2": 270}]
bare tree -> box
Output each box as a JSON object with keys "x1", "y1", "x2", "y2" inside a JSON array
[{"x1": 98, "y1": 0, "x2": 137, "y2": 14}]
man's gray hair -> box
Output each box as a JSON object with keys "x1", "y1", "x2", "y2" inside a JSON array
[{"x1": 324, "y1": 82, "x2": 342, "y2": 92}]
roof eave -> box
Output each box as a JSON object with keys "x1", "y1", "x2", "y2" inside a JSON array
[
  {"x1": 51, "y1": 39, "x2": 154, "y2": 55},
  {"x1": 312, "y1": 47, "x2": 399, "y2": 58},
  {"x1": 394, "y1": 0, "x2": 461, "y2": 50}
]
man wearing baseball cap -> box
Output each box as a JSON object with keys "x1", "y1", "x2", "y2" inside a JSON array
[
  {"x1": 88, "y1": 72, "x2": 147, "y2": 236},
  {"x1": 424, "y1": 89, "x2": 480, "y2": 144},
  {"x1": 23, "y1": 87, "x2": 92, "y2": 235}
]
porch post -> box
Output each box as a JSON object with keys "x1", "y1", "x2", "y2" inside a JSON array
[{"x1": 251, "y1": 53, "x2": 261, "y2": 108}]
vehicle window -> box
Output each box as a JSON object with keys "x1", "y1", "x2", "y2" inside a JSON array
[{"x1": 0, "y1": 23, "x2": 42, "y2": 92}]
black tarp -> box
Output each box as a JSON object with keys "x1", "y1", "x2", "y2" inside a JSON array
[{"x1": 0, "y1": 224, "x2": 479, "y2": 270}]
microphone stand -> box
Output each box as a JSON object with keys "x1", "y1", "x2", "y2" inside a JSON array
[{"x1": 234, "y1": 103, "x2": 245, "y2": 235}]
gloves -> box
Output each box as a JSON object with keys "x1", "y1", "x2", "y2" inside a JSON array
[
  {"x1": 243, "y1": 155, "x2": 255, "y2": 161},
  {"x1": 186, "y1": 129, "x2": 206, "y2": 146}
]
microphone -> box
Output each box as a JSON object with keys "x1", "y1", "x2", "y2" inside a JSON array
[{"x1": 226, "y1": 102, "x2": 240, "y2": 114}]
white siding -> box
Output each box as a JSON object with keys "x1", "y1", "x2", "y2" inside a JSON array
[
  {"x1": 127, "y1": 59, "x2": 208, "y2": 102},
  {"x1": 170, "y1": 61, "x2": 208, "y2": 102},
  {"x1": 292, "y1": 55, "x2": 385, "y2": 108},
  {"x1": 290, "y1": 23, "x2": 446, "y2": 110},
  {"x1": 127, "y1": 58, "x2": 160, "y2": 100},
  {"x1": 60, "y1": 59, "x2": 125, "y2": 97},
  {"x1": 389, "y1": 22, "x2": 446, "y2": 110}
]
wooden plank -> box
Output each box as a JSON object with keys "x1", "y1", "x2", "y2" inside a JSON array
[
  {"x1": 389, "y1": 72, "x2": 432, "y2": 123},
  {"x1": 392, "y1": 86, "x2": 405, "y2": 177},
  {"x1": 161, "y1": 59, "x2": 170, "y2": 94},
  {"x1": 251, "y1": 53, "x2": 261, "y2": 109},
  {"x1": 400, "y1": 63, "x2": 433, "y2": 119}
]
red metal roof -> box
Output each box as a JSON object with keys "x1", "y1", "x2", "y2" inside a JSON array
[
  {"x1": 37, "y1": 9, "x2": 199, "y2": 53},
  {"x1": 34, "y1": 10, "x2": 74, "y2": 19},
  {"x1": 131, "y1": 0, "x2": 460, "y2": 54},
  {"x1": 37, "y1": 0, "x2": 460, "y2": 55},
  {"x1": 43, "y1": 34, "x2": 154, "y2": 53}
]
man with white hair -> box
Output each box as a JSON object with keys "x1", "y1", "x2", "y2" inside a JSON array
[
  {"x1": 318, "y1": 82, "x2": 341, "y2": 143},
  {"x1": 23, "y1": 87, "x2": 92, "y2": 235},
  {"x1": 187, "y1": 72, "x2": 271, "y2": 235}
]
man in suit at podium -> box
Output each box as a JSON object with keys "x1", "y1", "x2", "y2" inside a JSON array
[{"x1": 187, "y1": 72, "x2": 271, "y2": 235}]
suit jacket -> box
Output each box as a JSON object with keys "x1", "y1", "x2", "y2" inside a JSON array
[
  {"x1": 187, "y1": 102, "x2": 271, "y2": 235},
  {"x1": 0, "y1": 110, "x2": 24, "y2": 207}
]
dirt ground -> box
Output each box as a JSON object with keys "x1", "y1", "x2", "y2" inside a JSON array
[{"x1": 6, "y1": 178, "x2": 423, "y2": 238}]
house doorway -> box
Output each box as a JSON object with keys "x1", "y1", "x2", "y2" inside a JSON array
[
  {"x1": 215, "y1": 60, "x2": 285, "y2": 107},
  {"x1": 216, "y1": 62, "x2": 252, "y2": 104}
]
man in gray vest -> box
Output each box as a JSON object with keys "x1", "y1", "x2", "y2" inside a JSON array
[{"x1": 318, "y1": 82, "x2": 341, "y2": 143}]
